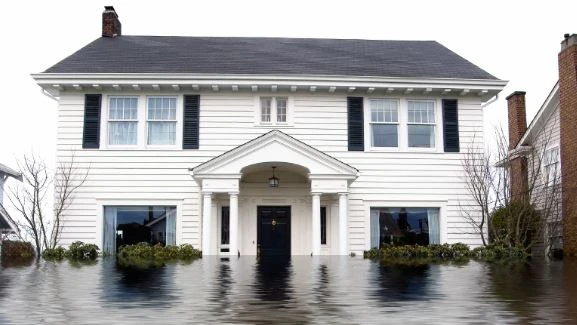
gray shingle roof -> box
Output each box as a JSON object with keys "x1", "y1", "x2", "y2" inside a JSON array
[{"x1": 44, "y1": 36, "x2": 498, "y2": 80}]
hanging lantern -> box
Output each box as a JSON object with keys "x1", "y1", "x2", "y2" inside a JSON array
[{"x1": 268, "y1": 166, "x2": 279, "y2": 188}]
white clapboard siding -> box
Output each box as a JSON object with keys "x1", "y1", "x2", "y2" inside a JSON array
[{"x1": 55, "y1": 91, "x2": 486, "y2": 253}]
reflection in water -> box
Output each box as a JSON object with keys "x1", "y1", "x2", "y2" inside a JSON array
[
  {"x1": 369, "y1": 261, "x2": 432, "y2": 303},
  {"x1": 0, "y1": 257, "x2": 576, "y2": 324},
  {"x1": 99, "y1": 258, "x2": 177, "y2": 308},
  {"x1": 254, "y1": 256, "x2": 293, "y2": 302}
]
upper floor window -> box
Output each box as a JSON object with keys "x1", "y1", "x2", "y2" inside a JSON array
[
  {"x1": 544, "y1": 146, "x2": 560, "y2": 186},
  {"x1": 108, "y1": 97, "x2": 138, "y2": 145},
  {"x1": 370, "y1": 99, "x2": 399, "y2": 147},
  {"x1": 408, "y1": 100, "x2": 436, "y2": 148},
  {"x1": 147, "y1": 97, "x2": 177, "y2": 145},
  {"x1": 260, "y1": 97, "x2": 288, "y2": 124}
]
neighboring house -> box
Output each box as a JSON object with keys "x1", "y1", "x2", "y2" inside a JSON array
[
  {"x1": 506, "y1": 34, "x2": 577, "y2": 258},
  {"x1": 0, "y1": 163, "x2": 22, "y2": 239},
  {"x1": 31, "y1": 6, "x2": 506, "y2": 256}
]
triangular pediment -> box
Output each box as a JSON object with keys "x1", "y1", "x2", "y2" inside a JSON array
[{"x1": 192, "y1": 130, "x2": 358, "y2": 178}]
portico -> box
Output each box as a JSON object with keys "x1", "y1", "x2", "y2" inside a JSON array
[{"x1": 191, "y1": 130, "x2": 358, "y2": 256}]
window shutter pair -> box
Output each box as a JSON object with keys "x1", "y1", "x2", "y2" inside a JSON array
[
  {"x1": 82, "y1": 94, "x2": 201, "y2": 149},
  {"x1": 346, "y1": 97, "x2": 460, "y2": 152}
]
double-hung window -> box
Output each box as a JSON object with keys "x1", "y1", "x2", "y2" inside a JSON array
[
  {"x1": 544, "y1": 146, "x2": 560, "y2": 186},
  {"x1": 260, "y1": 97, "x2": 288, "y2": 124},
  {"x1": 408, "y1": 100, "x2": 436, "y2": 148},
  {"x1": 147, "y1": 97, "x2": 177, "y2": 145},
  {"x1": 108, "y1": 97, "x2": 138, "y2": 145},
  {"x1": 370, "y1": 99, "x2": 399, "y2": 148}
]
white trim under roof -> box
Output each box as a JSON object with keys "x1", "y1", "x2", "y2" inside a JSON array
[
  {"x1": 515, "y1": 81, "x2": 560, "y2": 149},
  {"x1": 32, "y1": 73, "x2": 507, "y2": 101}
]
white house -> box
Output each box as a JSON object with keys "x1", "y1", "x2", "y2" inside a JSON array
[
  {"x1": 32, "y1": 6, "x2": 506, "y2": 256},
  {"x1": 505, "y1": 34, "x2": 577, "y2": 257}
]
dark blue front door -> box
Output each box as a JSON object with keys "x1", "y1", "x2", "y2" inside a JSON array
[{"x1": 257, "y1": 206, "x2": 291, "y2": 256}]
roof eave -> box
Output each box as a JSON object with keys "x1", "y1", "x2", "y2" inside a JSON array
[
  {"x1": 515, "y1": 82, "x2": 560, "y2": 149},
  {"x1": 32, "y1": 73, "x2": 507, "y2": 101}
]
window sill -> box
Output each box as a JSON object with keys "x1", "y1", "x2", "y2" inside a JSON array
[{"x1": 254, "y1": 123, "x2": 294, "y2": 128}]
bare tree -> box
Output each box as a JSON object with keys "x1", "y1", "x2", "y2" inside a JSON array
[
  {"x1": 7, "y1": 153, "x2": 88, "y2": 257},
  {"x1": 460, "y1": 125, "x2": 563, "y2": 255}
]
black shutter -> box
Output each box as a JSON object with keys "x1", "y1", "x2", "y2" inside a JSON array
[
  {"x1": 82, "y1": 94, "x2": 102, "y2": 149},
  {"x1": 183, "y1": 95, "x2": 200, "y2": 149},
  {"x1": 347, "y1": 97, "x2": 364, "y2": 151},
  {"x1": 442, "y1": 99, "x2": 460, "y2": 152}
]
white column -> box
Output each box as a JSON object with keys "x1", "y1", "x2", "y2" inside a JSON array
[
  {"x1": 338, "y1": 193, "x2": 349, "y2": 255},
  {"x1": 202, "y1": 192, "x2": 213, "y2": 255},
  {"x1": 229, "y1": 192, "x2": 239, "y2": 257},
  {"x1": 311, "y1": 193, "x2": 321, "y2": 256}
]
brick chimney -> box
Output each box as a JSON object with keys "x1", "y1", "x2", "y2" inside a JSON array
[
  {"x1": 559, "y1": 33, "x2": 577, "y2": 257},
  {"x1": 506, "y1": 91, "x2": 528, "y2": 202},
  {"x1": 102, "y1": 6, "x2": 121, "y2": 38}
]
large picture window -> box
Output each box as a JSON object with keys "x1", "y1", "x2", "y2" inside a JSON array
[
  {"x1": 370, "y1": 99, "x2": 399, "y2": 147},
  {"x1": 370, "y1": 207, "x2": 440, "y2": 248},
  {"x1": 103, "y1": 206, "x2": 177, "y2": 254},
  {"x1": 108, "y1": 97, "x2": 138, "y2": 145}
]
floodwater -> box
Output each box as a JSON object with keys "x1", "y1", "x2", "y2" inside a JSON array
[{"x1": 0, "y1": 257, "x2": 576, "y2": 324}]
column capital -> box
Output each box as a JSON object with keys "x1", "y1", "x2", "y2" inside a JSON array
[
  {"x1": 338, "y1": 192, "x2": 349, "y2": 196},
  {"x1": 311, "y1": 192, "x2": 322, "y2": 197},
  {"x1": 202, "y1": 191, "x2": 213, "y2": 197},
  {"x1": 228, "y1": 192, "x2": 239, "y2": 197}
]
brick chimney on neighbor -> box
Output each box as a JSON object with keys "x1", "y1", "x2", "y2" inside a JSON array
[
  {"x1": 559, "y1": 33, "x2": 577, "y2": 258},
  {"x1": 506, "y1": 91, "x2": 528, "y2": 202},
  {"x1": 102, "y1": 6, "x2": 121, "y2": 38}
]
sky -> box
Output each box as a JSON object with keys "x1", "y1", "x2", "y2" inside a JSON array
[{"x1": 1, "y1": 0, "x2": 576, "y2": 182}]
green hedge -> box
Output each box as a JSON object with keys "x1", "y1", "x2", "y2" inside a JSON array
[
  {"x1": 42, "y1": 241, "x2": 99, "y2": 261},
  {"x1": 117, "y1": 242, "x2": 201, "y2": 268},
  {"x1": 1, "y1": 240, "x2": 35, "y2": 258},
  {"x1": 364, "y1": 243, "x2": 528, "y2": 262}
]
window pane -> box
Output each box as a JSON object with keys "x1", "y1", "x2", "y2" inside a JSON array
[
  {"x1": 370, "y1": 99, "x2": 398, "y2": 123},
  {"x1": 148, "y1": 121, "x2": 176, "y2": 145},
  {"x1": 371, "y1": 207, "x2": 439, "y2": 246},
  {"x1": 408, "y1": 101, "x2": 435, "y2": 124},
  {"x1": 320, "y1": 207, "x2": 327, "y2": 245},
  {"x1": 261, "y1": 97, "x2": 272, "y2": 122},
  {"x1": 372, "y1": 124, "x2": 398, "y2": 147},
  {"x1": 108, "y1": 121, "x2": 137, "y2": 145},
  {"x1": 109, "y1": 97, "x2": 137, "y2": 120},
  {"x1": 148, "y1": 97, "x2": 176, "y2": 121},
  {"x1": 276, "y1": 97, "x2": 287, "y2": 122},
  {"x1": 408, "y1": 124, "x2": 435, "y2": 148},
  {"x1": 221, "y1": 207, "x2": 230, "y2": 245}
]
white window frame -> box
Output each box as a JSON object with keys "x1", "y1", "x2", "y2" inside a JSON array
[
  {"x1": 369, "y1": 98, "x2": 400, "y2": 149},
  {"x1": 363, "y1": 200, "x2": 448, "y2": 251},
  {"x1": 101, "y1": 94, "x2": 183, "y2": 150},
  {"x1": 254, "y1": 95, "x2": 293, "y2": 127},
  {"x1": 407, "y1": 99, "x2": 437, "y2": 151},
  {"x1": 364, "y1": 97, "x2": 443, "y2": 152},
  {"x1": 543, "y1": 145, "x2": 560, "y2": 187},
  {"x1": 146, "y1": 96, "x2": 179, "y2": 148},
  {"x1": 106, "y1": 96, "x2": 140, "y2": 148}
]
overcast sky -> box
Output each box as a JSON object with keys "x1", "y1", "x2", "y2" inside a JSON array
[{"x1": 1, "y1": 0, "x2": 576, "y2": 177}]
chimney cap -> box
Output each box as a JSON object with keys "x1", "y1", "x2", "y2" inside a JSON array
[
  {"x1": 104, "y1": 6, "x2": 116, "y2": 12},
  {"x1": 506, "y1": 91, "x2": 526, "y2": 101}
]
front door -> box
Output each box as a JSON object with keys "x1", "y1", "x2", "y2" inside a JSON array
[{"x1": 257, "y1": 206, "x2": 291, "y2": 256}]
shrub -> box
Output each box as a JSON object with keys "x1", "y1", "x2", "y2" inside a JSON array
[
  {"x1": 42, "y1": 246, "x2": 67, "y2": 260},
  {"x1": 66, "y1": 241, "x2": 99, "y2": 260},
  {"x1": 364, "y1": 243, "x2": 529, "y2": 263},
  {"x1": 1, "y1": 240, "x2": 35, "y2": 258},
  {"x1": 117, "y1": 242, "x2": 201, "y2": 268},
  {"x1": 490, "y1": 202, "x2": 541, "y2": 251}
]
